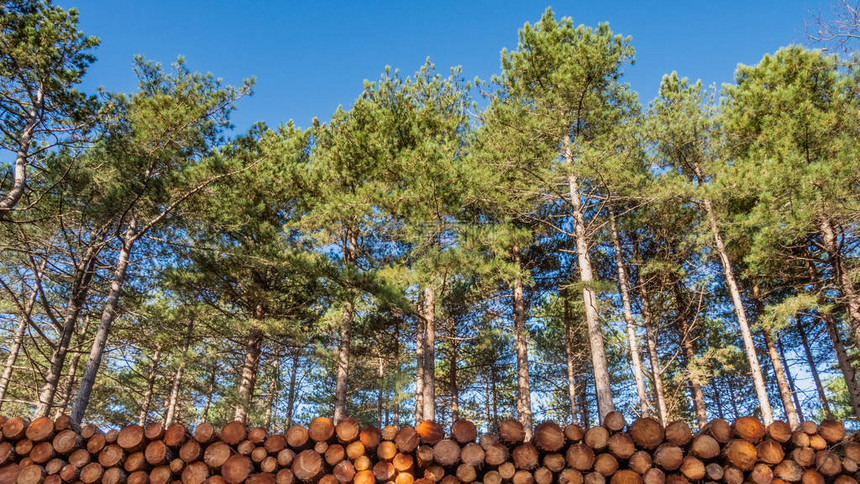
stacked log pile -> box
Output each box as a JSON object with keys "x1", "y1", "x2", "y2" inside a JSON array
[{"x1": 0, "y1": 413, "x2": 857, "y2": 484}]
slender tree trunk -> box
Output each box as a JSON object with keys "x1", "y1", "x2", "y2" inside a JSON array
[
  {"x1": 762, "y1": 327, "x2": 800, "y2": 428},
  {"x1": 34, "y1": 250, "x2": 98, "y2": 418},
  {"x1": 263, "y1": 362, "x2": 279, "y2": 431},
  {"x1": 286, "y1": 351, "x2": 299, "y2": 427},
  {"x1": 0, "y1": 84, "x2": 43, "y2": 215},
  {"x1": 803, "y1": 255, "x2": 860, "y2": 417},
  {"x1": 511, "y1": 242, "x2": 532, "y2": 438},
  {"x1": 422, "y1": 285, "x2": 436, "y2": 421},
  {"x1": 234, "y1": 325, "x2": 264, "y2": 424},
  {"x1": 797, "y1": 318, "x2": 833, "y2": 419},
  {"x1": 377, "y1": 354, "x2": 385, "y2": 426},
  {"x1": 165, "y1": 317, "x2": 194, "y2": 427},
  {"x1": 673, "y1": 284, "x2": 708, "y2": 428},
  {"x1": 334, "y1": 233, "x2": 356, "y2": 424},
  {"x1": 578, "y1": 375, "x2": 590, "y2": 428},
  {"x1": 609, "y1": 210, "x2": 648, "y2": 416},
  {"x1": 202, "y1": 360, "x2": 217, "y2": 424},
  {"x1": 727, "y1": 377, "x2": 740, "y2": 420},
  {"x1": 777, "y1": 337, "x2": 805, "y2": 424},
  {"x1": 564, "y1": 135, "x2": 614, "y2": 421},
  {"x1": 54, "y1": 314, "x2": 92, "y2": 419},
  {"x1": 70, "y1": 223, "x2": 137, "y2": 427},
  {"x1": 0, "y1": 260, "x2": 43, "y2": 411},
  {"x1": 713, "y1": 379, "x2": 725, "y2": 421},
  {"x1": 639, "y1": 281, "x2": 668, "y2": 425},
  {"x1": 563, "y1": 289, "x2": 579, "y2": 424},
  {"x1": 699, "y1": 192, "x2": 773, "y2": 424},
  {"x1": 819, "y1": 217, "x2": 860, "y2": 339},
  {"x1": 415, "y1": 297, "x2": 425, "y2": 422},
  {"x1": 449, "y1": 343, "x2": 459, "y2": 422},
  {"x1": 491, "y1": 366, "x2": 498, "y2": 430},
  {"x1": 138, "y1": 349, "x2": 162, "y2": 426}
]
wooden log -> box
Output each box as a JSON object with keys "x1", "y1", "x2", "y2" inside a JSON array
[
  {"x1": 29, "y1": 441, "x2": 55, "y2": 464},
  {"x1": 252, "y1": 446, "x2": 269, "y2": 463},
  {"x1": 395, "y1": 427, "x2": 420, "y2": 453},
  {"x1": 98, "y1": 444, "x2": 124, "y2": 468},
  {"x1": 277, "y1": 449, "x2": 295, "y2": 467},
  {"x1": 293, "y1": 449, "x2": 325, "y2": 483},
  {"x1": 309, "y1": 418, "x2": 334, "y2": 443},
  {"x1": 86, "y1": 433, "x2": 106, "y2": 454},
  {"x1": 68, "y1": 448, "x2": 91, "y2": 468},
  {"x1": 654, "y1": 445, "x2": 683, "y2": 472},
  {"x1": 0, "y1": 463, "x2": 20, "y2": 484},
  {"x1": 103, "y1": 466, "x2": 127, "y2": 484},
  {"x1": 144, "y1": 422, "x2": 164, "y2": 441},
  {"x1": 629, "y1": 451, "x2": 653, "y2": 474},
  {"x1": 333, "y1": 460, "x2": 355, "y2": 483},
  {"x1": 432, "y1": 440, "x2": 461, "y2": 467},
  {"x1": 808, "y1": 435, "x2": 827, "y2": 450},
  {"x1": 118, "y1": 424, "x2": 147, "y2": 452},
  {"x1": 193, "y1": 423, "x2": 216, "y2": 445},
  {"x1": 45, "y1": 457, "x2": 64, "y2": 475},
  {"x1": 533, "y1": 466, "x2": 552, "y2": 484},
  {"x1": 52, "y1": 429, "x2": 80, "y2": 455},
  {"x1": 145, "y1": 440, "x2": 173, "y2": 466},
  {"x1": 334, "y1": 418, "x2": 360, "y2": 444},
  {"x1": 512, "y1": 443, "x2": 539, "y2": 471},
  {"x1": 312, "y1": 441, "x2": 327, "y2": 455},
  {"x1": 664, "y1": 422, "x2": 691, "y2": 447},
  {"x1": 843, "y1": 456, "x2": 858, "y2": 474},
  {"x1": 416, "y1": 422, "x2": 443, "y2": 446},
  {"x1": 544, "y1": 453, "x2": 565, "y2": 472},
  {"x1": 248, "y1": 427, "x2": 267, "y2": 444},
  {"x1": 287, "y1": 425, "x2": 310, "y2": 450},
  {"x1": 801, "y1": 470, "x2": 824, "y2": 484},
  {"x1": 584, "y1": 471, "x2": 605, "y2": 484},
  {"x1": 163, "y1": 424, "x2": 188, "y2": 448},
  {"x1": 679, "y1": 457, "x2": 704, "y2": 481},
  {"x1": 611, "y1": 470, "x2": 643, "y2": 484},
  {"x1": 774, "y1": 460, "x2": 803, "y2": 483},
  {"x1": 704, "y1": 463, "x2": 723, "y2": 481},
  {"x1": 1, "y1": 418, "x2": 27, "y2": 441},
  {"x1": 585, "y1": 427, "x2": 610, "y2": 451},
  {"x1": 16, "y1": 464, "x2": 46, "y2": 484},
  {"x1": 767, "y1": 421, "x2": 792, "y2": 443},
  {"x1": 0, "y1": 443, "x2": 12, "y2": 467},
  {"x1": 757, "y1": 439, "x2": 785, "y2": 465},
  {"x1": 534, "y1": 422, "x2": 565, "y2": 452},
  {"x1": 169, "y1": 456, "x2": 184, "y2": 473},
  {"x1": 127, "y1": 469, "x2": 149, "y2": 484},
  {"x1": 222, "y1": 454, "x2": 253, "y2": 484},
  {"x1": 104, "y1": 428, "x2": 119, "y2": 443},
  {"x1": 238, "y1": 440, "x2": 256, "y2": 456},
  {"x1": 845, "y1": 442, "x2": 860, "y2": 462},
  {"x1": 498, "y1": 420, "x2": 526, "y2": 446},
  {"x1": 14, "y1": 439, "x2": 32, "y2": 456},
  {"x1": 264, "y1": 434, "x2": 287, "y2": 454},
  {"x1": 663, "y1": 474, "x2": 688, "y2": 484},
  {"x1": 345, "y1": 441, "x2": 364, "y2": 460},
  {"x1": 704, "y1": 419, "x2": 732, "y2": 444},
  {"x1": 381, "y1": 424, "x2": 398, "y2": 441},
  {"x1": 484, "y1": 469, "x2": 503, "y2": 484},
  {"x1": 354, "y1": 469, "x2": 374, "y2": 484},
  {"x1": 261, "y1": 456, "x2": 279, "y2": 473},
  {"x1": 461, "y1": 443, "x2": 484, "y2": 467},
  {"x1": 124, "y1": 451, "x2": 146, "y2": 472},
  {"x1": 723, "y1": 439, "x2": 757, "y2": 471},
  {"x1": 485, "y1": 443, "x2": 510, "y2": 467},
  {"x1": 791, "y1": 432, "x2": 810, "y2": 448},
  {"x1": 353, "y1": 454, "x2": 371, "y2": 472},
  {"x1": 25, "y1": 417, "x2": 55, "y2": 443},
  {"x1": 566, "y1": 443, "x2": 595, "y2": 471},
  {"x1": 179, "y1": 439, "x2": 202, "y2": 463},
  {"x1": 359, "y1": 426, "x2": 382, "y2": 449},
  {"x1": 630, "y1": 418, "x2": 664, "y2": 450},
  {"x1": 514, "y1": 469, "x2": 535, "y2": 484},
  {"x1": 560, "y1": 468, "x2": 584, "y2": 484},
  {"x1": 425, "y1": 463, "x2": 445, "y2": 482},
  {"x1": 594, "y1": 454, "x2": 619, "y2": 477},
  {"x1": 565, "y1": 424, "x2": 585, "y2": 443},
  {"x1": 800, "y1": 422, "x2": 818, "y2": 435},
  {"x1": 248, "y1": 473, "x2": 278, "y2": 484},
  {"x1": 603, "y1": 412, "x2": 626, "y2": 434},
  {"x1": 221, "y1": 422, "x2": 247, "y2": 446},
  {"x1": 79, "y1": 462, "x2": 103, "y2": 484},
  {"x1": 814, "y1": 450, "x2": 841, "y2": 477},
  {"x1": 324, "y1": 444, "x2": 345, "y2": 465},
  {"x1": 498, "y1": 462, "x2": 516, "y2": 480},
  {"x1": 450, "y1": 419, "x2": 477, "y2": 445},
  {"x1": 835, "y1": 477, "x2": 859, "y2": 484},
  {"x1": 277, "y1": 468, "x2": 295, "y2": 484},
  {"x1": 148, "y1": 465, "x2": 172, "y2": 484},
  {"x1": 80, "y1": 424, "x2": 100, "y2": 440},
  {"x1": 395, "y1": 471, "x2": 414, "y2": 484},
  {"x1": 59, "y1": 464, "x2": 79, "y2": 483},
  {"x1": 203, "y1": 442, "x2": 232, "y2": 470},
  {"x1": 608, "y1": 433, "x2": 635, "y2": 460},
  {"x1": 373, "y1": 461, "x2": 395, "y2": 482},
  {"x1": 733, "y1": 417, "x2": 766, "y2": 443},
  {"x1": 791, "y1": 447, "x2": 815, "y2": 468},
  {"x1": 378, "y1": 441, "x2": 397, "y2": 461}
]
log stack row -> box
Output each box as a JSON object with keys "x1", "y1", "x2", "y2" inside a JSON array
[{"x1": 0, "y1": 413, "x2": 857, "y2": 484}]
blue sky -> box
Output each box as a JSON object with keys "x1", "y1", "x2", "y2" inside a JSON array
[{"x1": 68, "y1": 1, "x2": 824, "y2": 132}]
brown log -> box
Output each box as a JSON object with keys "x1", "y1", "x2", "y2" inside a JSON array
[
  {"x1": 499, "y1": 461, "x2": 516, "y2": 480},
  {"x1": 0, "y1": 463, "x2": 20, "y2": 484},
  {"x1": 248, "y1": 427, "x2": 267, "y2": 444},
  {"x1": 52, "y1": 429, "x2": 80, "y2": 455},
  {"x1": 603, "y1": 412, "x2": 626, "y2": 433},
  {"x1": 498, "y1": 420, "x2": 526, "y2": 446},
  {"x1": 814, "y1": 450, "x2": 841, "y2": 476},
  {"x1": 324, "y1": 444, "x2": 345, "y2": 465},
  {"x1": 333, "y1": 418, "x2": 359, "y2": 444},
  {"x1": 808, "y1": 435, "x2": 826, "y2": 450},
  {"x1": 169, "y1": 456, "x2": 184, "y2": 473},
  {"x1": 0, "y1": 443, "x2": 12, "y2": 467},
  {"x1": 480, "y1": 432, "x2": 499, "y2": 450},
  {"x1": 45, "y1": 458, "x2": 64, "y2": 475},
  {"x1": 193, "y1": 423, "x2": 215, "y2": 445},
  {"x1": 25, "y1": 417, "x2": 55, "y2": 443},
  {"x1": 663, "y1": 474, "x2": 688, "y2": 484},
  {"x1": 395, "y1": 427, "x2": 420, "y2": 453},
  {"x1": 14, "y1": 439, "x2": 32, "y2": 456},
  {"x1": 203, "y1": 442, "x2": 232, "y2": 470},
  {"x1": 679, "y1": 457, "x2": 704, "y2": 481},
  {"x1": 333, "y1": 460, "x2": 355, "y2": 483},
  {"x1": 353, "y1": 455, "x2": 371, "y2": 472},
  {"x1": 585, "y1": 427, "x2": 610, "y2": 451},
  {"x1": 514, "y1": 470, "x2": 535, "y2": 484},
  {"x1": 512, "y1": 443, "x2": 539, "y2": 471},
  {"x1": 104, "y1": 428, "x2": 119, "y2": 443},
  {"x1": 59, "y1": 464, "x2": 79, "y2": 483},
  {"x1": 209, "y1": 475, "x2": 229, "y2": 484},
  {"x1": 595, "y1": 454, "x2": 619, "y2": 477},
  {"x1": 277, "y1": 449, "x2": 295, "y2": 467},
  {"x1": 544, "y1": 453, "x2": 565, "y2": 472},
  {"x1": 843, "y1": 456, "x2": 858, "y2": 474},
  {"x1": 393, "y1": 452, "x2": 414, "y2": 472},
  {"x1": 118, "y1": 424, "x2": 146, "y2": 452},
  {"x1": 767, "y1": 421, "x2": 792, "y2": 443},
  {"x1": 252, "y1": 446, "x2": 269, "y2": 463},
  {"x1": 452, "y1": 419, "x2": 478, "y2": 444},
  {"x1": 425, "y1": 463, "x2": 445, "y2": 482},
  {"x1": 276, "y1": 468, "x2": 295, "y2": 484},
  {"x1": 287, "y1": 425, "x2": 310, "y2": 450},
  {"x1": 148, "y1": 465, "x2": 172, "y2": 484},
  {"x1": 801, "y1": 470, "x2": 824, "y2": 484},
  {"x1": 584, "y1": 471, "x2": 605, "y2": 484},
  {"x1": 68, "y1": 448, "x2": 91, "y2": 468},
  {"x1": 29, "y1": 441, "x2": 55, "y2": 464},
  {"x1": 484, "y1": 469, "x2": 503, "y2": 484},
  {"x1": 845, "y1": 442, "x2": 860, "y2": 462},
  {"x1": 704, "y1": 463, "x2": 723, "y2": 481},
  {"x1": 378, "y1": 441, "x2": 397, "y2": 461},
  {"x1": 264, "y1": 434, "x2": 287, "y2": 454},
  {"x1": 16, "y1": 464, "x2": 45, "y2": 484},
  {"x1": 485, "y1": 444, "x2": 510, "y2": 467},
  {"x1": 354, "y1": 470, "x2": 374, "y2": 484},
  {"x1": 145, "y1": 440, "x2": 172, "y2": 466},
  {"x1": 534, "y1": 466, "x2": 552, "y2": 484},
  {"x1": 791, "y1": 447, "x2": 815, "y2": 468},
  {"x1": 163, "y1": 424, "x2": 188, "y2": 448},
  {"x1": 416, "y1": 421, "x2": 443, "y2": 446},
  {"x1": 566, "y1": 443, "x2": 595, "y2": 471},
  {"x1": 723, "y1": 440, "x2": 757, "y2": 471},
  {"x1": 791, "y1": 432, "x2": 809, "y2": 448},
  {"x1": 611, "y1": 470, "x2": 643, "y2": 484},
  {"x1": 345, "y1": 441, "x2": 364, "y2": 460},
  {"x1": 309, "y1": 418, "x2": 334, "y2": 443},
  {"x1": 293, "y1": 449, "x2": 325, "y2": 483},
  {"x1": 432, "y1": 440, "x2": 461, "y2": 467},
  {"x1": 127, "y1": 469, "x2": 149, "y2": 484},
  {"x1": 565, "y1": 424, "x2": 585, "y2": 443},
  {"x1": 560, "y1": 468, "x2": 584, "y2": 484},
  {"x1": 360, "y1": 426, "x2": 382, "y2": 449},
  {"x1": 382, "y1": 425, "x2": 399, "y2": 441},
  {"x1": 221, "y1": 422, "x2": 247, "y2": 446},
  {"x1": 124, "y1": 451, "x2": 146, "y2": 472},
  {"x1": 835, "y1": 477, "x2": 859, "y2": 484},
  {"x1": 774, "y1": 460, "x2": 802, "y2": 483},
  {"x1": 312, "y1": 441, "x2": 327, "y2": 455},
  {"x1": 261, "y1": 456, "x2": 279, "y2": 473},
  {"x1": 533, "y1": 422, "x2": 564, "y2": 452},
  {"x1": 757, "y1": 439, "x2": 785, "y2": 465},
  {"x1": 222, "y1": 454, "x2": 253, "y2": 484},
  {"x1": 248, "y1": 474, "x2": 278, "y2": 484},
  {"x1": 2, "y1": 418, "x2": 27, "y2": 441},
  {"x1": 733, "y1": 417, "x2": 766, "y2": 443},
  {"x1": 373, "y1": 461, "x2": 395, "y2": 482},
  {"x1": 103, "y1": 467, "x2": 127, "y2": 484},
  {"x1": 179, "y1": 439, "x2": 202, "y2": 463},
  {"x1": 629, "y1": 451, "x2": 653, "y2": 474},
  {"x1": 704, "y1": 419, "x2": 732, "y2": 444},
  {"x1": 642, "y1": 467, "x2": 666, "y2": 484},
  {"x1": 799, "y1": 422, "x2": 818, "y2": 435},
  {"x1": 238, "y1": 440, "x2": 257, "y2": 455},
  {"x1": 395, "y1": 471, "x2": 414, "y2": 484},
  {"x1": 654, "y1": 445, "x2": 683, "y2": 472},
  {"x1": 79, "y1": 462, "x2": 103, "y2": 484},
  {"x1": 86, "y1": 433, "x2": 106, "y2": 454},
  {"x1": 664, "y1": 422, "x2": 691, "y2": 447},
  {"x1": 608, "y1": 433, "x2": 635, "y2": 460},
  {"x1": 16, "y1": 457, "x2": 31, "y2": 468},
  {"x1": 630, "y1": 418, "x2": 664, "y2": 450},
  {"x1": 144, "y1": 422, "x2": 164, "y2": 441},
  {"x1": 461, "y1": 443, "x2": 484, "y2": 467},
  {"x1": 98, "y1": 444, "x2": 124, "y2": 468}
]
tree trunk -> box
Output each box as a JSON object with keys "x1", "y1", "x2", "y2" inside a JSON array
[
  {"x1": 762, "y1": 327, "x2": 800, "y2": 428},
  {"x1": 699, "y1": 193, "x2": 773, "y2": 425},
  {"x1": 797, "y1": 318, "x2": 833, "y2": 420},
  {"x1": 449, "y1": 343, "x2": 458, "y2": 422},
  {"x1": 563, "y1": 289, "x2": 580, "y2": 424},
  {"x1": 578, "y1": 375, "x2": 590, "y2": 428},
  {"x1": 70, "y1": 222, "x2": 137, "y2": 427},
  {"x1": 33, "y1": 249, "x2": 99, "y2": 418},
  {"x1": 777, "y1": 337, "x2": 805, "y2": 424},
  {"x1": 564, "y1": 135, "x2": 614, "y2": 421},
  {"x1": 415, "y1": 297, "x2": 425, "y2": 422},
  {"x1": 608, "y1": 209, "x2": 648, "y2": 416},
  {"x1": 54, "y1": 314, "x2": 92, "y2": 419},
  {"x1": 377, "y1": 354, "x2": 385, "y2": 426},
  {"x1": 165, "y1": 317, "x2": 194, "y2": 427},
  {"x1": 422, "y1": 285, "x2": 436, "y2": 421},
  {"x1": 286, "y1": 350, "x2": 299, "y2": 427},
  {"x1": 0, "y1": 260, "x2": 43, "y2": 411},
  {"x1": 0, "y1": 84, "x2": 43, "y2": 215},
  {"x1": 673, "y1": 284, "x2": 707, "y2": 429},
  {"x1": 334, "y1": 233, "x2": 356, "y2": 424},
  {"x1": 263, "y1": 362, "x2": 279, "y2": 431},
  {"x1": 512, "y1": 242, "x2": 532, "y2": 439},
  {"x1": 639, "y1": 280, "x2": 668, "y2": 426},
  {"x1": 234, "y1": 325, "x2": 264, "y2": 424},
  {"x1": 138, "y1": 349, "x2": 162, "y2": 426},
  {"x1": 819, "y1": 217, "x2": 860, "y2": 340},
  {"x1": 202, "y1": 360, "x2": 217, "y2": 423}
]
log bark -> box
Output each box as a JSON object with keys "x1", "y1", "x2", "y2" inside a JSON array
[
  {"x1": 512, "y1": 242, "x2": 533, "y2": 440},
  {"x1": 421, "y1": 285, "x2": 436, "y2": 421}
]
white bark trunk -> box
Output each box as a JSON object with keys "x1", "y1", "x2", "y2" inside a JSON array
[
  {"x1": 422, "y1": 285, "x2": 436, "y2": 421},
  {"x1": 512, "y1": 242, "x2": 532, "y2": 439}
]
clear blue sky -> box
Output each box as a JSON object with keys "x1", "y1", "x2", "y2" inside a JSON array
[{"x1": 67, "y1": 1, "x2": 824, "y2": 132}]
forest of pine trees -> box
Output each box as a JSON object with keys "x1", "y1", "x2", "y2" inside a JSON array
[{"x1": 1, "y1": 1, "x2": 859, "y2": 432}]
